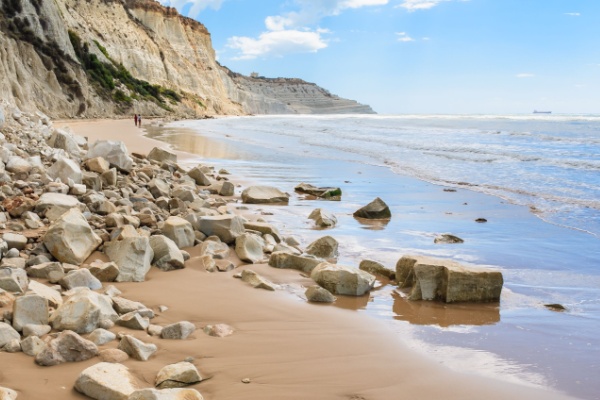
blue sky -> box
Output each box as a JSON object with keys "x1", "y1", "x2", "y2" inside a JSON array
[{"x1": 158, "y1": 0, "x2": 600, "y2": 114}]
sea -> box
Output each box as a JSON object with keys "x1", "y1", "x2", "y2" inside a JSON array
[{"x1": 147, "y1": 114, "x2": 600, "y2": 399}]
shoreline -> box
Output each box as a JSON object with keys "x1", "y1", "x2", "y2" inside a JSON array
[{"x1": 45, "y1": 118, "x2": 578, "y2": 399}]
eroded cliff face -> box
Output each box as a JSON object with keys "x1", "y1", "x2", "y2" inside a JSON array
[{"x1": 0, "y1": 0, "x2": 374, "y2": 118}]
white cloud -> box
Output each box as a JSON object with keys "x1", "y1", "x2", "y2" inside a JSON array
[
  {"x1": 516, "y1": 73, "x2": 535, "y2": 78},
  {"x1": 396, "y1": 32, "x2": 414, "y2": 42},
  {"x1": 565, "y1": 12, "x2": 580, "y2": 17},
  {"x1": 397, "y1": 0, "x2": 464, "y2": 11},
  {"x1": 159, "y1": 0, "x2": 224, "y2": 18},
  {"x1": 227, "y1": 30, "x2": 328, "y2": 60},
  {"x1": 227, "y1": 0, "x2": 387, "y2": 59}
]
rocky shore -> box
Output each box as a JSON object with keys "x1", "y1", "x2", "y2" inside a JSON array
[{"x1": 0, "y1": 104, "x2": 573, "y2": 399}]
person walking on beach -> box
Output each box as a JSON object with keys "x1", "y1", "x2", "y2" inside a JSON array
[
  {"x1": 138, "y1": 114, "x2": 142, "y2": 127},
  {"x1": 134, "y1": 114, "x2": 138, "y2": 127}
]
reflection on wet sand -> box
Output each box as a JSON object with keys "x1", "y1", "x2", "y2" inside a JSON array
[
  {"x1": 145, "y1": 126, "x2": 243, "y2": 160},
  {"x1": 353, "y1": 217, "x2": 390, "y2": 230},
  {"x1": 392, "y1": 291, "x2": 500, "y2": 327}
]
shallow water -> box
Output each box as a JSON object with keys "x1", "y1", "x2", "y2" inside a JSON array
[{"x1": 146, "y1": 115, "x2": 600, "y2": 399}]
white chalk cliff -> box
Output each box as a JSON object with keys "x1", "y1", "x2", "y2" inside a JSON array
[{"x1": 0, "y1": 0, "x2": 374, "y2": 117}]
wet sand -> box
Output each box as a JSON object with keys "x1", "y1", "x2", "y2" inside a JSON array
[{"x1": 2, "y1": 118, "x2": 573, "y2": 399}]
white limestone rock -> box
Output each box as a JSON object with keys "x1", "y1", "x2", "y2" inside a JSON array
[
  {"x1": 118, "y1": 335, "x2": 157, "y2": 361},
  {"x1": 234, "y1": 233, "x2": 264, "y2": 264},
  {"x1": 50, "y1": 288, "x2": 118, "y2": 334},
  {"x1": 47, "y1": 157, "x2": 82, "y2": 184},
  {"x1": 75, "y1": 362, "x2": 142, "y2": 400},
  {"x1": 12, "y1": 294, "x2": 49, "y2": 332},
  {"x1": 241, "y1": 186, "x2": 289, "y2": 204},
  {"x1": 198, "y1": 215, "x2": 244, "y2": 244},
  {"x1": 305, "y1": 236, "x2": 339, "y2": 261},
  {"x1": 149, "y1": 235, "x2": 185, "y2": 271},
  {"x1": 310, "y1": 262, "x2": 376, "y2": 296},
  {"x1": 0, "y1": 267, "x2": 28, "y2": 294},
  {"x1": 59, "y1": 268, "x2": 103, "y2": 291},
  {"x1": 161, "y1": 217, "x2": 195, "y2": 249},
  {"x1": 128, "y1": 388, "x2": 204, "y2": 400},
  {"x1": 155, "y1": 361, "x2": 202, "y2": 389},
  {"x1": 35, "y1": 330, "x2": 98, "y2": 366},
  {"x1": 86, "y1": 140, "x2": 133, "y2": 172},
  {"x1": 43, "y1": 208, "x2": 102, "y2": 265},
  {"x1": 160, "y1": 321, "x2": 196, "y2": 340},
  {"x1": 105, "y1": 227, "x2": 153, "y2": 282},
  {"x1": 0, "y1": 322, "x2": 21, "y2": 348}
]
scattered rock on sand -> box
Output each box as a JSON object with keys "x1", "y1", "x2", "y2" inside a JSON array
[
  {"x1": 241, "y1": 186, "x2": 289, "y2": 204},
  {"x1": 35, "y1": 330, "x2": 98, "y2": 366},
  {"x1": 88, "y1": 328, "x2": 117, "y2": 346},
  {"x1": 98, "y1": 348, "x2": 129, "y2": 363},
  {"x1": 0, "y1": 386, "x2": 18, "y2": 400},
  {"x1": 545, "y1": 303, "x2": 567, "y2": 312},
  {"x1": 74, "y1": 362, "x2": 142, "y2": 400},
  {"x1": 129, "y1": 388, "x2": 204, "y2": 400},
  {"x1": 305, "y1": 285, "x2": 336, "y2": 303},
  {"x1": 155, "y1": 361, "x2": 202, "y2": 388},
  {"x1": 310, "y1": 262, "x2": 376, "y2": 296},
  {"x1": 203, "y1": 324, "x2": 234, "y2": 337},
  {"x1": 0, "y1": 267, "x2": 28, "y2": 294},
  {"x1": 161, "y1": 216, "x2": 195, "y2": 249},
  {"x1": 148, "y1": 147, "x2": 177, "y2": 164},
  {"x1": 21, "y1": 335, "x2": 45, "y2": 356},
  {"x1": 105, "y1": 226, "x2": 153, "y2": 282},
  {"x1": 118, "y1": 335, "x2": 157, "y2": 361},
  {"x1": 240, "y1": 269, "x2": 277, "y2": 291},
  {"x1": 161, "y1": 321, "x2": 196, "y2": 340},
  {"x1": 396, "y1": 255, "x2": 503, "y2": 303},
  {"x1": 235, "y1": 233, "x2": 264, "y2": 264},
  {"x1": 149, "y1": 235, "x2": 185, "y2": 271},
  {"x1": 59, "y1": 268, "x2": 103, "y2": 291},
  {"x1": 353, "y1": 197, "x2": 391, "y2": 220}
]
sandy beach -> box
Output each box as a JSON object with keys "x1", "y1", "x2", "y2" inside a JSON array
[{"x1": 0, "y1": 118, "x2": 560, "y2": 399}]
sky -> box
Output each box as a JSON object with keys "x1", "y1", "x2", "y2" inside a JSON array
[{"x1": 158, "y1": 0, "x2": 600, "y2": 114}]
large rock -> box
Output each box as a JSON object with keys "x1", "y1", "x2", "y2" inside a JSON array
[
  {"x1": 198, "y1": 215, "x2": 244, "y2": 244},
  {"x1": 21, "y1": 335, "x2": 46, "y2": 356},
  {"x1": 395, "y1": 255, "x2": 503, "y2": 303},
  {"x1": 85, "y1": 156, "x2": 111, "y2": 174},
  {"x1": 26, "y1": 280, "x2": 63, "y2": 308},
  {"x1": 35, "y1": 330, "x2": 98, "y2": 366},
  {"x1": 88, "y1": 328, "x2": 117, "y2": 346},
  {"x1": 0, "y1": 267, "x2": 28, "y2": 293},
  {"x1": 86, "y1": 140, "x2": 133, "y2": 172},
  {"x1": 50, "y1": 288, "x2": 118, "y2": 333},
  {"x1": 161, "y1": 321, "x2": 196, "y2": 340},
  {"x1": 241, "y1": 186, "x2": 289, "y2": 204},
  {"x1": 234, "y1": 234, "x2": 264, "y2": 264},
  {"x1": 310, "y1": 262, "x2": 375, "y2": 296},
  {"x1": 148, "y1": 147, "x2": 177, "y2": 164},
  {"x1": 2, "y1": 232, "x2": 27, "y2": 250},
  {"x1": 0, "y1": 322, "x2": 20, "y2": 348},
  {"x1": 149, "y1": 235, "x2": 185, "y2": 271},
  {"x1": 49, "y1": 129, "x2": 83, "y2": 156},
  {"x1": 116, "y1": 312, "x2": 149, "y2": 331},
  {"x1": 128, "y1": 388, "x2": 204, "y2": 400},
  {"x1": 105, "y1": 227, "x2": 153, "y2": 282},
  {"x1": 43, "y1": 208, "x2": 102, "y2": 265},
  {"x1": 59, "y1": 268, "x2": 103, "y2": 291},
  {"x1": 268, "y1": 252, "x2": 322, "y2": 273},
  {"x1": 305, "y1": 236, "x2": 339, "y2": 261},
  {"x1": 353, "y1": 197, "x2": 391, "y2": 220},
  {"x1": 75, "y1": 362, "x2": 142, "y2": 400},
  {"x1": 242, "y1": 222, "x2": 281, "y2": 242},
  {"x1": 88, "y1": 261, "x2": 120, "y2": 282},
  {"x1": 12, "y1": 294, "x2": 49, "y2": 332},
  {"x1": 35, "y1": 192, "x2": 83, "y2": 221},
  {"x1": 47, "y1": 157, "x2": 82, "y2": 184},
  {"x1": 155, "y1": 361, "x2": 202, "y2": 389},
  {"x1": 118, "y1": 335, "x2": 157, "y2": 361},
  {"x1": 161, "y1": 217, "x2": 194, "y2": 249}
]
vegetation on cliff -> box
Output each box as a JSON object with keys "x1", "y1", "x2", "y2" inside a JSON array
[{"x1": 68, "y1": 30, "x2": 180, "y2": 110}]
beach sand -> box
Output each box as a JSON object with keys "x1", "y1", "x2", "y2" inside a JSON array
[{"x1": 0, "y1": 118, "x2": 575, "y2": 399}]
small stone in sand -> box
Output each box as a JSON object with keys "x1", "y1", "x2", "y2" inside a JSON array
[
  {"x1": 475, "y1": 218, "x2": 488, "y2": 223},
  {"x1": 242, "y1": 378, "x2": 251, "y2": 384}
]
